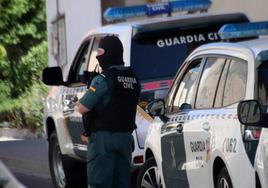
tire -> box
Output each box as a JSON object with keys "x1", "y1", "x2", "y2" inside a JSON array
[
  {"x1": 216, "y1": 167, "x2": 233, "y2": 188},
  {"x1": 48, "y1": 131, "x2": 87, "y2": 188},
  {"x1": 136, "y1": 158, "x2": 162, "y2": 188}
]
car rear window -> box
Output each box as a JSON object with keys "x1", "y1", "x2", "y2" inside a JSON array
[{"x1": 131, "y1": 26, "x2": 221, "y2": 82}]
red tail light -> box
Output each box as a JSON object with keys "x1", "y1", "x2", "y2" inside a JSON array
[
  {"x1": 252, "y1": 129, "x2": 261, "y2": 139},
  {"x1": 133, "y1": 156, "x2": 144, "y2": 164}
]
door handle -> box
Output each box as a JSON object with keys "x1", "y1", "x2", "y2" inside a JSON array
[
  {"x1": 176, "y1": 123, "x2": 183, "y2": 133},
  {"x1": 202, "y1": 122, "x2": 210, "y2": 131}
]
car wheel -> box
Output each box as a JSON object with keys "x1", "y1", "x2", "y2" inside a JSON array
[
  {"x1": 49, "y1": 131, "x2": 87, "y2": 188},
  {"x1": 216, "y1": 167, "x2": 233, "y2": 188},
  {"x1": 137, "y1": 158, "x2": 162, "y2": 188}
]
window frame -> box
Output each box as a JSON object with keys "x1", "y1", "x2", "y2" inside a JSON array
[
  {"x1": 67, "y1": 38, "x2": 93, "y2": 86},
  {"x1": 213, "y1": 59, "x2": 231, "y2": 108},
  {"x1": 220, "y1": 57, "x2": 248, "y2": 107},
  {"x1": 194, "y1": 56, "x2": 228, "y2": 109},
  {"x1": 87, "y1": 36, "x2": 105, "y2": 74},
  {"x1": 167, "y1": 54, "x2": 248, "y2": 113},
  {"x1": 166, "y1": 57, "x2": 205, "y2": 114}
]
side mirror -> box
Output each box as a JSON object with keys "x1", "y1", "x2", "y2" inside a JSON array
[
  {"x1": 237, "y1": 100, "x2": 261, "y2": 125},
  {"x1": 42, "y1": 67, "x2": 66, "y2": 86},
  {"x1": 146, "y1": 99, "x2": 165, "y2": 117}
]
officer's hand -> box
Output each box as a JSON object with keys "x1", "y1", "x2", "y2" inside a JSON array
[{"x1": 81, "y1": 134, "x2": 89, "y2": 145}]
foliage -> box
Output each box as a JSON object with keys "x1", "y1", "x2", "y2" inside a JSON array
[
  {"x1": 0, "y1": 45, "x2": 6, "y2": 59},
  {"x1": 0, "y1": 83, "x2": 48, "y2": 134},
  {"x1": 19, "y1": 83, "x2": 48, "y2": 133},
  {"x1": 0, "y1": 41, "x2": 48, "y2": 133},
  {"x1": 0, "y1": 0, "x2": 48, "y2": 132},
  {"x1": 0, "y1": 0, "x2": 46, "y2": 47},
  {"x1": 0, "y1": 0, "x2": 47, "y2": 98},
  {"x1": 0, "y1": 45, "x2": 9, "y2": 79},
  {"x1": 16, "y1": 41, "x2": 48, "y2": 94}
]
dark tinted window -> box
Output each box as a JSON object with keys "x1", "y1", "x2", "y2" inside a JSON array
[
  {"x1": 171, "y1": 60, "x2": 202, "y2": 112},
  {"x1": 195, "y1": 57, "x2": 226, "y2": 109},
  {"x1": 223, "y1": 59, "x2": 247, "y2": 106},
  {"x1": 258, "y1": 61, "x2": 268, "y2": 105}
]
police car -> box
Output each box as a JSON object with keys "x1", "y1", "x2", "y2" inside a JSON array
[
  {"x1": 139, "y1": 22, "x2": 268, "y2": 188},
  {"x1": 41, "y1": 0, "x2": 252, "y2": 187}
]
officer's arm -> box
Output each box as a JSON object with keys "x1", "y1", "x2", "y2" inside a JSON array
[
  {"x1": 77, "y1": 101, "x2": 91, "y2": 114},
  {"x1": 78, "y1": 75, "x2": 108, "y2": 115}
]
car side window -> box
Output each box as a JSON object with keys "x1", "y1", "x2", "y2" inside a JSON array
[
  {"x1": 76, "y1": 44, "x2": 90, "y2": 82},
  {"x1": 88, "y1": 37, "x2": 103, "y2": 73},
  {"x1": 171, "y1": 59, "x2": 202, "y2": 113},
  {"x1": 214, "y1": 60, "x2": 230, "y2": 108},
  {"x1": 67, "y1": 40, "x2": 91, "y2": 84},
  {"x1": 223, "y1": 58, "x2": 247, "y2": 106},
  {"x1": 195, "y1": 57, "x2": 226, "y2": 109}
]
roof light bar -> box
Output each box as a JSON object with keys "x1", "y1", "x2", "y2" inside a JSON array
[
  {"x1": 218, "y1": 21, "x2": 268, "y2": 40},
  {"x1": 104, "y1": 0, "x2": 211, "y2": 22}
]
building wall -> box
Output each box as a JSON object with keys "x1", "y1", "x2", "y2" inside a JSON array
[
  {"x1": 46, "y1": 0, "x2": 101, "y2": 78},
  {"x1": 210, "y1": 0, "x2": 268, "y2": 21}
]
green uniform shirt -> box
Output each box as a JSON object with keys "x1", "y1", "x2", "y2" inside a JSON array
[
  {"x1": 79, "y1": 74, "x2": 110, "y2": 111},
  {"x1": 79, "y1": 66, "x2": 130, "y2": 111}
]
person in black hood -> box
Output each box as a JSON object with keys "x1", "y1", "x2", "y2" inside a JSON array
[
  {"x1": 77, "y1": 35, "x2": 141, "y2": 188},
  {"x1": 96, "y1": 35, "x2": 124, "y2": 70}
]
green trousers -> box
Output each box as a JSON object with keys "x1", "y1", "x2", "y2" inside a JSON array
[{"x1": 87, "y1": 131, "x2": 133, "y2": 188}]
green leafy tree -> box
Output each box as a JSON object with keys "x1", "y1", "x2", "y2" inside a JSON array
[
  {"x1": 0, "y1": 0, "x2": 48, "y2": 132},
  {"x1": 0, "y1": 42, "x2": 48, "y2": 132},
  {"x1": 0, "y1": 0, "x2": 47, "y2": 97}
]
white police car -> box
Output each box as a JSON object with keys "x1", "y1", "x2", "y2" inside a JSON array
[
  {"x1": 139, "y1": 21, "x2": 268, "y2": 188},
  {"x1": 42, "y1": 0, "x2": 252, "y2": 187}
]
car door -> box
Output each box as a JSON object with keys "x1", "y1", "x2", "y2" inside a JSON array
[
  {"x1": 161, "y1": 58, "x2": 203, "y2": 187},
  {"x1": 63, "y1": 38, "x2": 93, "y2": 158},
  {"x1": 183, "y1": 56, "x2": 227, "y2": 188}
]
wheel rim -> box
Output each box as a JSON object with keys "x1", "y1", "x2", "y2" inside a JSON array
[
  {"x1": 53, "y1": 143, "x2": 66, "y2": 187},
  {"x1": 141, "y1": 166, "x2": 162, "y2": 188},
  {"x1": 219, "y1": 177, "x2": 230, "y2": 188}
]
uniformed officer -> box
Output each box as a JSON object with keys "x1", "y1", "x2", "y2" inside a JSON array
[{"x1": 77, "y1": 35, "x2": 141, "y2": 188}]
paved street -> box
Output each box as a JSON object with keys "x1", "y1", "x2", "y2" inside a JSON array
[
  {"x1": 0, "y1": 138, "x2": 53, "y2": 188},
  {"x1": 0, "y1": 138, "x2": 138, "y2": 188},
  {"x1": 13, "y1": 172, "x2": 53, "y2": 188}
]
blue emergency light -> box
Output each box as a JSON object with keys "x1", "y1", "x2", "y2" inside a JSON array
[
  {"x1": 104, "y1": 0, "x2": 211, "y2": 22},
  {"x1": 218, "y1": 21, "x2": 268, "y2": 40}
]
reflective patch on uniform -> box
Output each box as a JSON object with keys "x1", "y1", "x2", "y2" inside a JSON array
[{"x1": 89, "y1": 86, "x2": 96, "y2": 92}]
